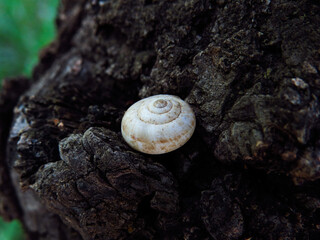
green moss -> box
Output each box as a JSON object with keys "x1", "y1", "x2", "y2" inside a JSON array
[{"x1": 264, "y1": 67, "x2": 272, "y2": 79}]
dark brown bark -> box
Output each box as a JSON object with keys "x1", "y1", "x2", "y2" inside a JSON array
[{"x1": 1, "y1": 0, "x2": 320, "y2": 239}]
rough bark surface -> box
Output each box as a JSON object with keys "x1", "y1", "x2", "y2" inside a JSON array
[{"x1": 1, "y1": 0, "x2": 320, "y2": 239}]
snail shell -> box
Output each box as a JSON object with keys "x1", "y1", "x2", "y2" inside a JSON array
[{"x1": 121, "y1": 94, "x2": 196, "y2": 154}]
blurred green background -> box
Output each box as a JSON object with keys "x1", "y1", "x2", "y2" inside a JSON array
[
  {"x1": 0, "y1": 218, "x2": 24, "y2": 240},
  {"x1": 0, "y1": 0, "x2": 59, "y2": 85},
  {"x1": 0, "y1": 0, "x2": 59, "y2": 239}
]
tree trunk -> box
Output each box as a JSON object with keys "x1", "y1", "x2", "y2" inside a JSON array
[{"x1": 1, "y1": 0, "x2": 320, "y2": 239}]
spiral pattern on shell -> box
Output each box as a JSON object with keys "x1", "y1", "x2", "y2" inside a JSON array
[{"x1": 121, "y1": 94, "x2": 196, "y2": 154}]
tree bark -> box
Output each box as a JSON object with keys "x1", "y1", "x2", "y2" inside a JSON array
[{"x1": 1, "y1": 0, "x2": 320, "y2": 239}]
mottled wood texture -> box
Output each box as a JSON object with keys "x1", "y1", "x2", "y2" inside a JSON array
[{"x1": 1, "y1": 0, "x2": 320, "y2": 239}]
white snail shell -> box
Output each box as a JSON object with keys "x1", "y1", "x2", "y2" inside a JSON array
[{"x1": 121, "y1": 94, "x2": 196, "y2": 154}]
